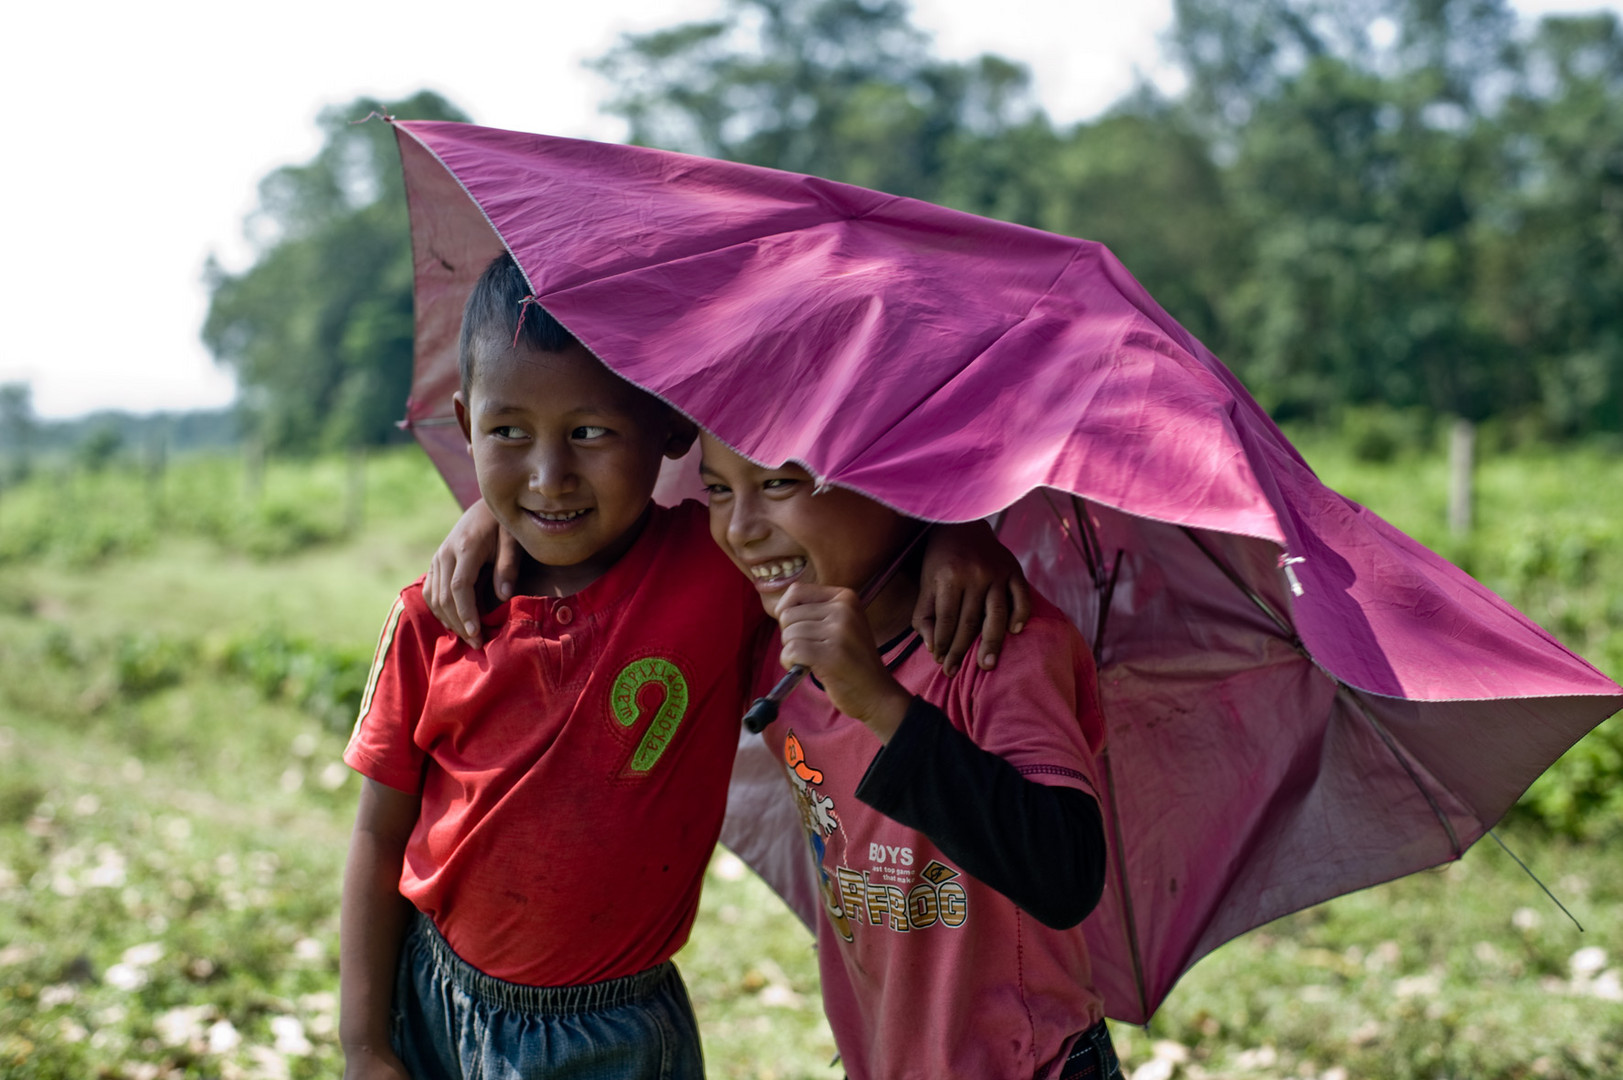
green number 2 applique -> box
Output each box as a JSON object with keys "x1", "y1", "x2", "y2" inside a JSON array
[{"x1": 610, "y1": 657, "x2": 691, "y2": 773}]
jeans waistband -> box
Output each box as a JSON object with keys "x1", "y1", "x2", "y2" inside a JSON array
[
  {"x1": 1058, "y1": 1019, "x2": 1119, "y2": 1080},
  {"x1": 408, "y1": 911, "x2": 678, "y2": 1015}
]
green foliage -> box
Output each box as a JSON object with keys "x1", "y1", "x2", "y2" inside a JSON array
[
  {"x1": 202, "y1": 91, "x2": 468, "y2": 453},
  {"x1": 218, "y1": 628, "x2": 373, "y2": 735},
  {"x1": 592, "y1": 0, "x2": 1049, "y2": 206},
  {"x1": 0, "y1": 451, "x2": 388, "y2": 567},
  {"x1": 0, "y1": 382, "x2": 35, "y2": 486},
  {"x1": 0, "y1": 440, "x2": 1618, "y2": 1076},
  {"x1": 74, "y1": 426, "x2": 124, "y2": 474}
]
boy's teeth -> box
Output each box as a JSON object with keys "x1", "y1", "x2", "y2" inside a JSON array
[
  {"x1": 750, "y1": 558, "x2": 805, "y2": 582},
  {"x1": 536, "y1": 509, "x2": 587, "y2": 521}
]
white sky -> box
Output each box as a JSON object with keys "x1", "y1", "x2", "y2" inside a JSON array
[{"x1": 2, "y1": 0, "x2": 1616, "y2": 419}]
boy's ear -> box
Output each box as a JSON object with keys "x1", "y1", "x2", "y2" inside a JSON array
[
  {"x1": 664, "y1": 413, "x2": 699, "y2": 460},
  {"x1": 453, "y1": 392, "x2": 473, "y2": 455}
]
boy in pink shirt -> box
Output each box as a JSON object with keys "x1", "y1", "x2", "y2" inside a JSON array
[{"x1": 701, "y1": 432, "x2": 1117, "y2": 1080}]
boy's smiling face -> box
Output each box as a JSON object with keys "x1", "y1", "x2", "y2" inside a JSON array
[
  {"x1": 455, "y1": 341, "x2": 691, "y2": 595},
  {"x1": 699, "y1": 432, "x2": 915, "y2": 621}
]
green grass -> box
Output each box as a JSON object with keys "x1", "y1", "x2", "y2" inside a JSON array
[{"x1": 0, "y1": 442, "x2": 1619, "y2": 1079}]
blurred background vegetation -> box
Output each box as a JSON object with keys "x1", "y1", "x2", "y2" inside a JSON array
[{"x1": 2, "y1": 0, "x2": 1621, "y2": 1077}]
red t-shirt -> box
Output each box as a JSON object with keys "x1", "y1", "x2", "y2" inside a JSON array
[
  {"x1": 345, "y1": 501, "x2": 763, "y2": 985},
  {"x1": 763, "y1": 597, "x2": 1107, "y2": 1080}
]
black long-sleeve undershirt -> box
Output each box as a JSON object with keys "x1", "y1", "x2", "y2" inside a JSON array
[{"x1": 854, "y1": 696, "x2": 1107, "y2": 930}]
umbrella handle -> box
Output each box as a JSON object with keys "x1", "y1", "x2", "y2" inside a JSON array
[
  {"x1": 742, "y1": 665, "x2": 808, "y2": 733},
  {"x1": 740, "y1": 522, "x2": 933, "y2": 735}
]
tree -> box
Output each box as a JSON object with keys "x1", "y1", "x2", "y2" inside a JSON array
[
  {"x1": 0, "y1": 382, "x2": 35, "y2": 484},
  {"x1": 202, "y1": 91, "x2": 468, "y2": 452},
  {"x1": 591, "y1": 0, "x2": 1050, "y2": 207},
  {"x1": 1162, "y1": 0, "x2": 1529, "y2": 421},
  {"x1": 1480, "y1": 13, "x2": 1623, "y2": 435}
]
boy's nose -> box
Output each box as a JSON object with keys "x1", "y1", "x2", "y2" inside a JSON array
[
  {"x1": 726, "y1": 496, "x2": 771, "y2": 548},
  {"x1": 528, "y1": 448, "x2": 577, "y2": 496}
]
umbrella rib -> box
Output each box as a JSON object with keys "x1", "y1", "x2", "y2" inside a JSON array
[
  {"x1": 1037, "y1": 492, "x2": 1148, "y2": 1018},
  {"x1": 1070, "y1": 495, "x2": 1108, "y2": 590},
  {"x1": 1177, "y1": 527, "x2": 1468, "y2": 861},
  {"x1": 1340, "y1": 686, "x2": 1464, "y2": 860},
  {"x1": 1177, "y1": 527, "x2": 1302, "y2": 648},
  {"x1": 1096, "y1": 745, "x2": 1151, "y2": 1023},
  {"x1": 1040, "y1": 490, "x2": 1100, "y2": 583}
]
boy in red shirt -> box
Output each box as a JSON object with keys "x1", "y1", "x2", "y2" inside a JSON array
[
  {"x1": 340, "y1": 253, "x2": 1023, "y2": 1080},
  {"x1": 700, "y1": 432, "x2": 1118, "y2": 1080}
]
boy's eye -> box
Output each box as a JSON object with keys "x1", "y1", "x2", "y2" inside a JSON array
[
  {"x1": 764, "y1": 477, "x2": 802, "y2": 492},
  {"x1": 572, "y1": 425, "x2": 610, "y2": 440},
  {"x1": 702, "y1": 482, "x2": 732, "y2": 498},
  {"x1": 490, "y1": 425, "x2": 528, "y2": 440}
]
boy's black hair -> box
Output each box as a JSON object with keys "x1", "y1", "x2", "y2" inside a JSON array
[{"x1": 458, "y1": 252, "x2": 578, "y2": 395}]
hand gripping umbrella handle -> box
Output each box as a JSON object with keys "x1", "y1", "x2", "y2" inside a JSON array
[{"x1": 742, "y1": 523, "x2": 933, "y2": 734}]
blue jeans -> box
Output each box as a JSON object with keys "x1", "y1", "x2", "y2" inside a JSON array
[{"x1": 391, "y1": 912, "x2": 705, "y2": 1080}]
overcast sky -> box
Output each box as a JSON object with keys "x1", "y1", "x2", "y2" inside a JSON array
[{"x1": 3, "y1": 0, "x2": 1615, "y2": 419}]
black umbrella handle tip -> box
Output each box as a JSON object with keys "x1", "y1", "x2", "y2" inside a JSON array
[{"x1": 742, "y1": 697, "x2": 779, "y2": 734}]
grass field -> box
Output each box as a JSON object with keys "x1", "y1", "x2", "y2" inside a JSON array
[{"x1": 0, "y1": 439, "x2": 1618, "y2": 1079}]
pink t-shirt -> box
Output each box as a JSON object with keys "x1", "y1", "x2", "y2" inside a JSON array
[{"x1": 763, "y1": 596, "x2": 1108, "y2": 1080}]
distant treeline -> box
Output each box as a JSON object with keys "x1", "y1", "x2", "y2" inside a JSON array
[
  {"x1": 0, "y1": 396, "x2": 239, "y2": 469},
  {"x1": 198, "y1": 0, "x2": 1623, "y2": 452}
]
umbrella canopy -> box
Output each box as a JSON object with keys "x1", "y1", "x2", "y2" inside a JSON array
[{"x1": 388, "y1": 118, "x2": 1622, "y2": 1024}]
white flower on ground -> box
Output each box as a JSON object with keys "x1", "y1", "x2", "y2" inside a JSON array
[
  {"x1": 270, "y1": 1015, "x2": 313, "y2": 1055},
  {"x1": 712, "y1": 852, "x2": 746, "y2": 881},
  {"x1": 1570, "y1": 947, "x2": 1607, "y2": 979},
  {"x1": 319, "y1": 762, "x2": 349, "y2": 790},
  {"x1": 1364, "y1": 940, "x2": 1400, "y2": 972},
  {"x1": 1394, "y1": 972, "x2": 1442, "y2": 998},
  {"x1": 299, "y1": 991, "x2": 338, "y2": 1036},
  {"x1": 1512, "y1": 907, "x2": 1541, "y2": 931},
  {"x1": 1130, "y1": 1059, "x2": 1175, "y2": 1080},
  {"x1": 1234, "y1": 1046, "x2": 1279, "y2": 1069},
  {"x1": 1151, "y1": 1041, "x2": 1190, "y2": 1064},
  {"x1": 39, "y1": 984, "x2": 77, "y2": 1007},
  {"x1": 208, "y1": 1019, "x2": 242, "y2": 1055},
  {"x1": 105, "y1": 963, "x2": 147, "y2": 991},
  {"x1": 85, "y1": 845, "x2": 127, "y2": 888},
  {"x1": 155, "y1": 1005, "x2": 212, "y2": 1047},
  {"x1": 292, "y1": 938, "x2": 324, "y2": 963},
  {"x1": 247, "y1": 1044, "x2": 291, "y2": 1080},
  {"x1": 1590, "y1": 970, "x2": 1623, "y2": 1001},
  {"x1": 122, "y1": 942, "x2": 164, "y2": 967}
]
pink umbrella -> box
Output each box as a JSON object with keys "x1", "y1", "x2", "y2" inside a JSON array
[{"x1": 387, "y1": 118, "x2": 1622, "y2": 1024}]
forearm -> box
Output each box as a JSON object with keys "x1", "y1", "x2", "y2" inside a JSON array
[
  {"x1": 855, "y1": 697, "x2": 1106, "y2": 929},
  {"x1": 339, "y1": 829, "x2": 414, "y2": 1058}
]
